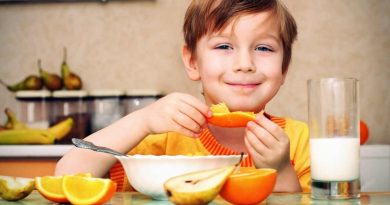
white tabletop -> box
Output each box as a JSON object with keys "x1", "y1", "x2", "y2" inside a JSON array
[{"x1": 0, "y1": 145, "x2": 73, "y2": 157}]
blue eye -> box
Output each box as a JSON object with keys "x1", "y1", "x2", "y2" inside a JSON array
[
  {"x1": 256, "y1": 46, "x2": 273, "y2": 52},
  {"x1": 216, "y1": 44, "x2": 232, "y2": 50}
]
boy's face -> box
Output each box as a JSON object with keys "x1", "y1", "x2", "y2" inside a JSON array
[{"x1": 184, "y1": 10, "x2": 285, "y2": 113}]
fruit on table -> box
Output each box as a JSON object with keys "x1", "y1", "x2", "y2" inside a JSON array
[
  {"x1": 0, "y1": 176, "x2": 35, "y2": 201},
  {"x1": 35, "y1": 175, "x2": 68, "y2": 203},
  {"x1": 0, "y1": 75, "x2": 43, "y2": 92},
  {"x1": 220, "y1": 167, "x2": 277, "y2": 205},
  {"x1": 35, "y1": 173, "x2": 92, "y2": 203},
  {"x1": 38, "y1": 59, "x2": 62, "y2": 91},
  {"x1": 62, "y1": 175, "x2": 116, "y2": 205},
  {"x1": 207, "y1": 103, "x2": 257, "y2": 127},
  {"x1": 0, "y1": 117, "x2": 73, "y2": 144},
  {"x1": 164, "y1": 166, "x2": 236, "y2": 205},
  {"x1": 164, "y1": 154, "x2": 243, "y2": 205},
  {"x1": 61, "y1": 47, "x2": 82, "y2": 90}
]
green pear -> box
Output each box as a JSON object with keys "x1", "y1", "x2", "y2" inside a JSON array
[
  {"x1": 0, "y1": 176, "x2": 35, "y2": 201},
  {"x1": 164, "y1": 154, "x2": 243, "y2": 205},
  {"x1": 38, "y1": 59, "x2": 62, "y2": 91},
  {"x1": 61, "y1": 48, "x2": 82, "y2": 90},
  {"x1": 0, "y1": 75, "x2": 42, "y2": 92},
  {"x1": 164, "y1": 166, "x2": 236, "y2": 205}
]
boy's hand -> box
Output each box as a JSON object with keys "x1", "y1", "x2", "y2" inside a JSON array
[
  {"x1": 244, "y1": 114, "x2": 291, "y2": 171},
  {"x1": 138, "y1": 92, "x2": 211, "y2": 137}
]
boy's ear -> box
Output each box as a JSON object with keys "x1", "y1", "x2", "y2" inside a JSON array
[{"x1": 182, "y1": 44, "x2": 201, "y2": 81}]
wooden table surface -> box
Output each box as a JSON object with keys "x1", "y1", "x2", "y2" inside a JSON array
[{"x1": 1, "y1": 191, "x2": 389, "y2": 205}]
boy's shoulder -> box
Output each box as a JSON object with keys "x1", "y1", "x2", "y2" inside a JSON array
[
  {"x1": 268, "y1": 114, "x2": 307, "y2": 129},
  {"x1": 269, "y1": 113, "x2": 308, "y2": 135},
  {"x1": 284, "y1": 117, "x2": 308, "y2": 128},
  {"x1": 283, "y1": 116, "x2": 309, "y2": 139}
]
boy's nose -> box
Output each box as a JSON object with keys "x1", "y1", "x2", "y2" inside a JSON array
[{"x1": 234, "y1": 50, "x2": 255, "y2": 73}]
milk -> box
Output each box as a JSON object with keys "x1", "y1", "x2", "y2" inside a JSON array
[{"x1": 310, "y1": 137, "x2": 360, "y2": 181}]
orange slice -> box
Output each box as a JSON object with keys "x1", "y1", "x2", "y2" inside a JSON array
[
  {"x1": 207, "y1": 103, "x2": 256, "y2": 127},
  {"x1": 35, "y1": 175, "x2": 68, "y2": 203},
  {"x1": 35, "y1": 173, "x2": 91, "y2": 203},
  {"x1": 220, "y1": 167, "x2": 277, "y2": 205},
  {"x1": 62, "y1": 175, "x2": 117, "y2": 205}
]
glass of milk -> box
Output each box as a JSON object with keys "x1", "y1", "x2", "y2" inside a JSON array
[{"x1": 308, "y1": 78, "x2": 360, "y2": 200}]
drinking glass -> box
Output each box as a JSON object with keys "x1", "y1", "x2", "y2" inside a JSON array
[{"x1": 308, "y1": 77, "x2": 360, "y2": 200}]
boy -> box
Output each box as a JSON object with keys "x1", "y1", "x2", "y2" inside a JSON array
[{"x1": 56, "y1": 0, "x2": 310, "y2": 193}]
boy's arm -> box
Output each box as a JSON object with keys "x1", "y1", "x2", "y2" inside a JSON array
[
  {"x1": 55, "y1": 93, "x2": 210, "y2": 177},
  {"x1": 55, "y1": 109, "x2": 150, "y2": 177}
]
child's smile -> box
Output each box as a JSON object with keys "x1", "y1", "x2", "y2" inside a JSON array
[
  {"x1": 191, "y1": 10, "x2": 285, "y2": 112},
  {"x1": 224, "y1": 78, "x2": 262, "y2": 93}
]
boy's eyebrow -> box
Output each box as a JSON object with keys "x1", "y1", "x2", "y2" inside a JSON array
[
  {"x1": 206, "y1": 32, "x2": 281, "y2": 43},
  {"x1": 258, "y1": 33, "x2": 281, "y2": 43}
]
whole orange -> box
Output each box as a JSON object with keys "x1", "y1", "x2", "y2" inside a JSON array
[
  {"x1": 360, "y1": 120, "x2": 369, "y2": 145},
  {"x1": 220, "y1": 167, "x2": 277, "y2": 205}
]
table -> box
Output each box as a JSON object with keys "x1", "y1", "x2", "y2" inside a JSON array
[
  {"x1": 1, "y1": 191, "x2": 389, "y2": 205},
  {"x1": 0, "y1": 145, "x2": 73, "y2": 177}
]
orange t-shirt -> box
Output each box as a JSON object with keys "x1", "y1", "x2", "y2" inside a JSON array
[{"x1": 110, "y1": 114, "x2": 311, "y2": 192}]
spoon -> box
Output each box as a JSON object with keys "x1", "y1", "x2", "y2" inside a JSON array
[{"x1": 71, "y1": 138, "x2": 127, "y2": 157}]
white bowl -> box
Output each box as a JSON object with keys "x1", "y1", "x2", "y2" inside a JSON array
[{"x1": 115, "y1": 154, "x2": 243, "y2": 200}]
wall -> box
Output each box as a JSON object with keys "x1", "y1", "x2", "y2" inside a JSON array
[{"x1": 0, "y1": 0, "x2": 389, "y2": 144}]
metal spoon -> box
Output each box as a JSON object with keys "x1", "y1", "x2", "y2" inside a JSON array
[{"x1": 71, "y1": 138, "x2": 127, "y2": 157}]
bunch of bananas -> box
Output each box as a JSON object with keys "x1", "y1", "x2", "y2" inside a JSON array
[{"x1": 0, "y1": 108, "x2": 73, "y2": 144}]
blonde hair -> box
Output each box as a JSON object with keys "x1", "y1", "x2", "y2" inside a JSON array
[{"x1": 183, "y1": 0, "x2": 297, "y2": 72}]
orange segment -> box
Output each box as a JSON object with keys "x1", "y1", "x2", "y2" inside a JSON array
[
  {"x1": 35, "y1": 173, "x2": 92, "y2": 203},
  {"x1": 35, "y1": 176, "x2": 68, "y2": 203},
  {"x1": 210, "y1": 103, "x2": 230, "y2": 113},
  {"x1": 62, "y1": 175, "x2": 117, "y2": 205},
  {"x1": 208, "y1": 103, "x2": 256, "y2": 127},
  {"x1": 220, "y1": 167, "x2": 277, "y2": 205}
]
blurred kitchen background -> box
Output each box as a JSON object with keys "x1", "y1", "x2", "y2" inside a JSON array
[
  {"x1": 0, "y1": 0, "x2": 389, "y2": 144},
  {"x1": 0, "y1": 0, "x2": 389, "y2": 192}
]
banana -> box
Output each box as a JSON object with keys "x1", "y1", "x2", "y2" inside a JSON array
[
  {"x1": 0, "y1": 129, "x2": 55, "y2": 144},
  {"x1": 47, "y1": 117, "x2": 73, "y2": 141},
  {"x1": 0, "y1": 108, "x2": 73, "y2": 144},
  {"x1": 3, "y1": 108, "x2": 28, "y2": 130}
]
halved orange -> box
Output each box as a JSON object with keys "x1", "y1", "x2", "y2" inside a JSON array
[
  {"x1": 220, "y1": 167, "x2": 277, "y2": 205},
  {"x1": 62, "y1": 175, "x2": 117, "y2": 205},
  {"x1": 35, "y1": 173, "x2": 91, "y2": 203},
  {"x1": 207, "y1": 103, "x2": 256, "y2": 127}
]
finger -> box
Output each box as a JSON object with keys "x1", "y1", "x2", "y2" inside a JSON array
[
  {"x1": 247, "y1": 121, "x2": 278, "y2": 149},
  {"x1": 167, "y1": 116, "x2": 200, "y2": 138},
  {"x1": 172, "y1": 111, "x2": 202, "y2": 134},
  {"x1": 245, "y1": 128, "x2": 268, "y2": 156},
  {"x1": 178, "y1": 100, "x2": 208, "y2": 128},
  {"x1": 244, "y1": 137, "x2": 266, "y2": 165},
  {"x1": 255, "y1": 114, "x2": 285, "y2": 141},
  {"x1": 173, "y1": 124, "x2": 200, "y2": 138},
  {"x1": 179, "y1": 94, "x2": 212, "y2": 118}
]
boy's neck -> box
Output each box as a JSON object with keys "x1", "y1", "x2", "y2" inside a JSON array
[{"x1": 207, "y1": 125, "x2": 248, "y2": 153}]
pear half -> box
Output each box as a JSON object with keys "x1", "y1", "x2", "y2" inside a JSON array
[
  {"x1": 0, "y1": 176, "x2": 35, "y2": 201},
  {"x1": 164, "y1": 165, "x2": 236, "y2": 205}
]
